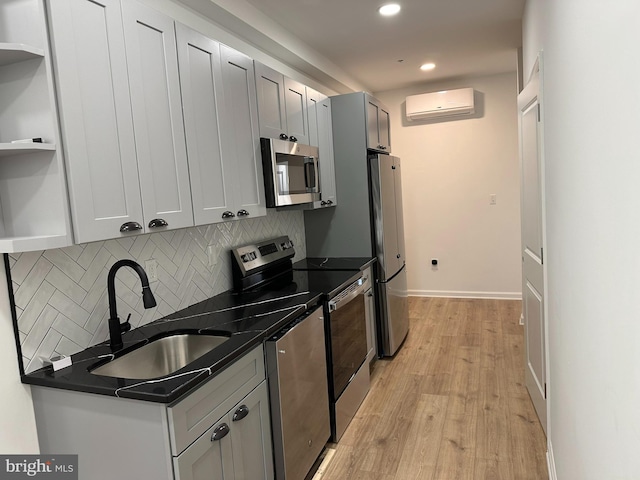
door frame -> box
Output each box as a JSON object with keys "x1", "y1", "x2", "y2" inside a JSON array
[{"x1": 519, "y1": 52, "x2": 550, "y2": 436}]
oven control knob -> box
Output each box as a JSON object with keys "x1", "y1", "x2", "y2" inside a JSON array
[{"x1": 241, "y1": 251, "x2": 257, "y2": 262}]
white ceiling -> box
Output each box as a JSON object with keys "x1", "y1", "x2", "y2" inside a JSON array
[{"x1": 242, "y1": 0, "x2": 525, "y2": 92}]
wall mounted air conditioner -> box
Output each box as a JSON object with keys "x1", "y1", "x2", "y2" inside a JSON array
[{"x1": 406, "y1": 87, "x2": 475, "y2": 121}]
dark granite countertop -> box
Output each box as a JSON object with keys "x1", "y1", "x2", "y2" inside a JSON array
[{"x1": 22, "y1": 267, "x2": 361, "y2": 404}]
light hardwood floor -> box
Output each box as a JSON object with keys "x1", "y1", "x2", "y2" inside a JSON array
[{"x1": 318, "y1": 297, "x2": 548, "y2": 480}]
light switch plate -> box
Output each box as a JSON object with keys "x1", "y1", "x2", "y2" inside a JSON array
[
  {"x1": 207, "y1": 245, "x2": 218, "y2": 267},
  {"x1": 145, "y1": 259, "x2": 158, "y2": 283}
]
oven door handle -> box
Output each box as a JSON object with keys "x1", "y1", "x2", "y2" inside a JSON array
[{"x1": 328, "y1": 277, "x2": 367, "y2": 312}]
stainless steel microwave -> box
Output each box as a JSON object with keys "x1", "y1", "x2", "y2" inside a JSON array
[{"x1": 261, "y1": 138, "x2": 321, "y2": 207}]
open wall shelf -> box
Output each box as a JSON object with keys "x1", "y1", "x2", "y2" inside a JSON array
[
  {"x1": 0, "y1": 43, "x2": 44, "y2": 66},
  {"x1": 0, "y1": 143, "x2": 55, "y2": 157}
]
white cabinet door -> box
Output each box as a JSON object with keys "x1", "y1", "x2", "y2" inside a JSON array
[
  {"x1": 47, "y1": 0, "x2": 144, "y2": 244},
  {"x1": 229, "y1": 382, "x2": 274, "y2": 480},
  {"x1": 307, "y1": 89, "x2": 337, "y2": 208},
  {"x1": 307, "y1": 89, "x2": 320, "y2": 148},
  {"x1": 174, "y1": 420, "x2": 233, "y2": 480},
  {"x1": 318, "y1": 97, "x2": 337, "y2": 206},
  {"x1": 254, "y1": 62, "x2": 310, "y2": 144},
  {"x1": 122, "y1": 1, "x2": 193, "y2": 232},
  {"x1": 175, "y1": 24, "x2": 232, "y2": 226},
  {"x1": 366, "y1": 97, "x2": 391, "y2": 153},
  {"x1": 283, "y1": 77, "x2": 309, "y2": 145},
  {"x1": 254, "y1": 62, "x2": 287, "y2": 140},
  {"x1": 220, "y1": 45, "x2": 266, "y2": 220}
]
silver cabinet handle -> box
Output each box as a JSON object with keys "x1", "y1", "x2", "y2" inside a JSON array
[
  {"x1": 211, "y1": 423, "x2": 230, "y2": 442},
  {"x1": 120, "y1": 222, "x2": 143, "y2": 233},
  {"x1": 148, "y1": 218, "x2": 168, "y2": 228},
  {"x1": 237, "y1": 209, "x2": 249, "y2": 217},
  {"x1": 232, "y1": 405, "x2": 249, "y2": 422},
  {"x1": 222, "y1": 211, "x2": 235, "y2": 219}
]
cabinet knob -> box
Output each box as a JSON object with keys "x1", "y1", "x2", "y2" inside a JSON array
[
  {"x1": 211, "y1": 423, "x2": 230, "y2": 442},
  {"x1": 326, "y1": 200, "x2": 333, "y2": 205},
  {"x1": 222, "y1": 211, "x2": 236, "y2": 219},
  {"x1": 148, "y1": 218, "x2": 168, "y2": 229},
  {"x1": 289, "y1": 136, "x2": 298, "y2": 142},
  {"x1": 236, "y1": 209, "x2": 249, "y2": 217},
  {"x1": 279, "y1": 133, "x2": 289, "y2": 140},
  {"x1": 321, "y1": 201, "x2": 327, "y2": 206},
  {"x1": 120, "y1": 222, "x2": 143, "y2": 233},
  {"x1": 232, "y1": 405, "x2": 250, "y2": 422}
]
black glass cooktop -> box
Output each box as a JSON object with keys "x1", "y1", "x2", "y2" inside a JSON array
[{"x1": 293, "y1": 257, "x2": 375, "y2": 271}]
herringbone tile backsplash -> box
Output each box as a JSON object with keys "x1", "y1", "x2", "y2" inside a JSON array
[{"x1": 9, "y1": 210, "x2": 306, "y2": 374}]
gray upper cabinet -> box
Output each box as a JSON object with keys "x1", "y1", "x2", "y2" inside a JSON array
[
  {"x1": 175, "y1": 24, "x2": 267, "y2": 224},
  {"x1": 48, "y1": 0, "x2": 193, "y2": 243},
  {"x1": 366, "y1": 95, "x2": 391, "y2": 153},
  {"x1": 122, "y1": 1, "x2": 193, "y2": 232},
  {"x1": 47, "y1": 0, "x2": 145, "y2": 243},
  {"x1": 219, "y1": 45, "x2": 267, "y2": 220},
  {"x1": 307, "y1": 89, "x2": 337, "y2": 208},
  {"x1": 282, "y1": 77, "x2": 309, "y2": 144},
  {"x1": 254, "y1": 61, "x2": 310, "y2": 145},
  {"x1": 175, "y1": 24, "x2": 233, "y2": 225}
]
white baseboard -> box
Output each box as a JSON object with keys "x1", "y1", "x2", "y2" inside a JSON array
[
  {"x1": 408, "y1": 290, "x2": 522, "y2": 300},
  {"x1": 547, "y1": 440, "x2": 557, "y2": 480}
]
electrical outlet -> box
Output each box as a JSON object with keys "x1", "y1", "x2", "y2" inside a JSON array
[
  {"x1": 490, "y1": 194, "x2": 497, "y2": 205},
  {"x1": 145, "y1": 259, "x2": 158, "y2": 283}
]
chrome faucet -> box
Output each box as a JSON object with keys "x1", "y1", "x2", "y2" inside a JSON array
[{"x1": 107, "y1": 259, "x2": 157, "y2": 351}]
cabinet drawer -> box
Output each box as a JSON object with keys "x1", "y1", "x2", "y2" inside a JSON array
[{"x1": 168, "y1": 345, "x2": 265, "y2": 455}]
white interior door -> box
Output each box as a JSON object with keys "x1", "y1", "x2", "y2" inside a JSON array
[{"x1": 518, "y1": 58, "x2": 547, "y2": 435}]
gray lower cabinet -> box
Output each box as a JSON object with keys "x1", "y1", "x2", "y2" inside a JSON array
[
  {"x1": 31, "y1": 345, "x2": 273, "y2": 480},
  {"x1": 174, "y1": 381, "x2": 273, "y2": 480}
]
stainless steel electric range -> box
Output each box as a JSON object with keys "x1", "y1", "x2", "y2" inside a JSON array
[{"x1": 230, "y1": 236, "x2": 371, "y2": 478}]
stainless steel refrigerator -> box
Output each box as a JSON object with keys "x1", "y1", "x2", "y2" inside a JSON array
[
  {"x1": 369, "y1": 153, "x2": 409, "y2": 355},
  {"x1": 303, "y1": 92, "x2": 409, "y2": 356}
]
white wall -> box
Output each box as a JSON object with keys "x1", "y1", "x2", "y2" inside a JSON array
[
  {"x1": 375, "y1": 73, "x2": 522, "y2": 299},
  {"x1": 524, "y1": 1, "x2": 640, "y2": 478},
  {"x1": 0, "y1": 265, "x2": 39, "y2": 453}
]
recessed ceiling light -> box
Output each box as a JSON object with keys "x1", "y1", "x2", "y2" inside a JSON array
[
  {"x1": 378, "y1": 3, "x2": 401, "y2": 16},
  {"x1": 420, "y1": 63, "x2": 436, "y2": 71}
]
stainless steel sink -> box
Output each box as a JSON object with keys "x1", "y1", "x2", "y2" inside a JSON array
[{"x1": 90, "y1": 333, "x2": 229, "y2": 379}]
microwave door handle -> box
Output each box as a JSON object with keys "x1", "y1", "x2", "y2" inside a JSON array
[{"x1": 304, "y1": 157, "x2": 317, "y2": 191}]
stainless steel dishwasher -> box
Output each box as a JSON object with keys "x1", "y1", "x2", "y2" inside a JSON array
[{"x1": 266, "y1": 305, "x2": 330, "y2": 480}]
